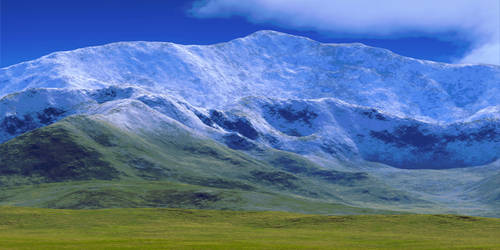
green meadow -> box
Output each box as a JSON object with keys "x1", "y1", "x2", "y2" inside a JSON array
[{"x1": 0, "y1": 206, "x2": 499, "y2": 249}]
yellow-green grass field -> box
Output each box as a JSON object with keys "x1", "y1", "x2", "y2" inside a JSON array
[{"x1": 0, "y1": 207, "x2": 499, "y2": 249}]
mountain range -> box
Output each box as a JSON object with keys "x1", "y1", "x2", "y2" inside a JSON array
[{"x1": 0, "y1": 30, "x2": 499, "y2": 216}]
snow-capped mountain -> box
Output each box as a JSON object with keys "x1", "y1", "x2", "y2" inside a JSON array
[
  {"x1": 1, "y1": 30, "x2": 498, "y2": 170},
  {"x1": 2, "y1": 30, "x2": 499, "y2": 122},
  {"x1": 2, "y1": 30, "x2": 500, "y2": 215}
]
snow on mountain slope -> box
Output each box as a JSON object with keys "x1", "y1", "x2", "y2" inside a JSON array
[
  {"x1": 1, "y1": 30, "x2": 499, "y2": 123},
  {"x1": 1, "y1": 85, "x2": 498, "y2": 170},
  {"x1": 0, "y1": 30, "x2": 499, "y2": 171},
  {"x1": 0, "y1": 86, "x2": 210, "y2": 143},
  {"x1": 224, "y1": 96, "x2": 499, "y2": 169}
]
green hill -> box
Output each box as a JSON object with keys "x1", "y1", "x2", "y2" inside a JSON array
[{"x1": 0, "y1": 115, "x2": 423, "y2": 213}]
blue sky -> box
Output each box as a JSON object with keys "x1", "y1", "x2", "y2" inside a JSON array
[{"x1": 1, "y1": 0, "x2": 498, "y2": 67}]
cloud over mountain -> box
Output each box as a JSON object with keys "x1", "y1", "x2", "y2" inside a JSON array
[{"x1": 191, "y1": 0, "x2": 500, "y2": 65}]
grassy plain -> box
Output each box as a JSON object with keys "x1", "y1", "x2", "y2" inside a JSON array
[{"x1": 0, "y1": 207, "x2": 499, "y2": 249}]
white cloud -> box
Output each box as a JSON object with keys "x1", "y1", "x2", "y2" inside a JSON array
[
  {"x1": 459, "y1": 42, "x2": 500, "y2": 65},
  {"x1": 190, "y1": 0, "x2": 500, "y2": 65}
]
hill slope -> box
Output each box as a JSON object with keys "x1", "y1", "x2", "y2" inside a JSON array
[{"x1": 0, "y1": 114, "x2": 420, "y2": 212}]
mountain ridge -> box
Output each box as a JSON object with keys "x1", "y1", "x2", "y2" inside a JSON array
[
  {"x1": 2, "y1": 30, "x2": 499, "y2": 123},
  {"x1": 0, "y1": 30, "x2": 499, "y2": 216},
  {"x1": 5, "y1": 30, "x2": 498, "y2": 70}
]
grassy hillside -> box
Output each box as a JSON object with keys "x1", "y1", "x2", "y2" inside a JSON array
[
  {"x1": 0, "y1": 180, "x2": 394, "y2": 215},
  {"x1": 0, "y1": 207, "x2": 499, "y2": 249},
  {"x1": 0, "y1": 115, "x2": 425, "y2": 212},
  {"x1": 468, "y1": 170, "x2": 500, "y2": 207}
]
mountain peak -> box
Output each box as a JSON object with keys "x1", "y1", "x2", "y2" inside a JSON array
[
  {"x1": 1, "y1": 31, "x2": 499, "y2": 123},
  {"x1": 245, "y1": 30, "x2": 314, "y2": 40},
  {"x1": 248, "y1": 30, "x2": 287, "y2": 37}
]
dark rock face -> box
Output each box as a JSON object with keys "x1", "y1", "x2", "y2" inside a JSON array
[
  {"x1": 443, "y1": 123, "x2": 499, "y2": 143},
  {"x1": 276, "y1": 107, "x2": 317, "y2": 124},
  {"x1": 37, "y1": 107, "x2": 65, "y2": 124},
  {"x1": 370, "y1": 125, "x2": 439, "y2": 150},
  {"x1": 1, "y1": 107, "x2": 66, "y2": 137},
  {"x1": 1, "y1": 115, "x2": 37, "y2": 135},
  {"x1": 210, "y1": 110, "x2": 259, "y2": 140},
  {"x1": 364, "y1": 122, "x2": 500, "y2": 169},
  {"x1": 263, "y1": 134, "x2": 282, "y2": 148},
  {"x1": 262, "y1": 103, "x2": 318, "y2": 137},
  {"x1": 360, "y1": 108, "x2": 387, "y2": 121},
  {"x1": 193, "y1": 111, "x2": 214, "y2": 127},
  {"x1": 90, "y1": 87, "x2": 134, "y2": 104},
  {"x1": 223, "y1": 133, "x2": 256, "y2": 150},
  {"x1": 264, "y1": 104, "x2": 318, "y2": 124}
]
